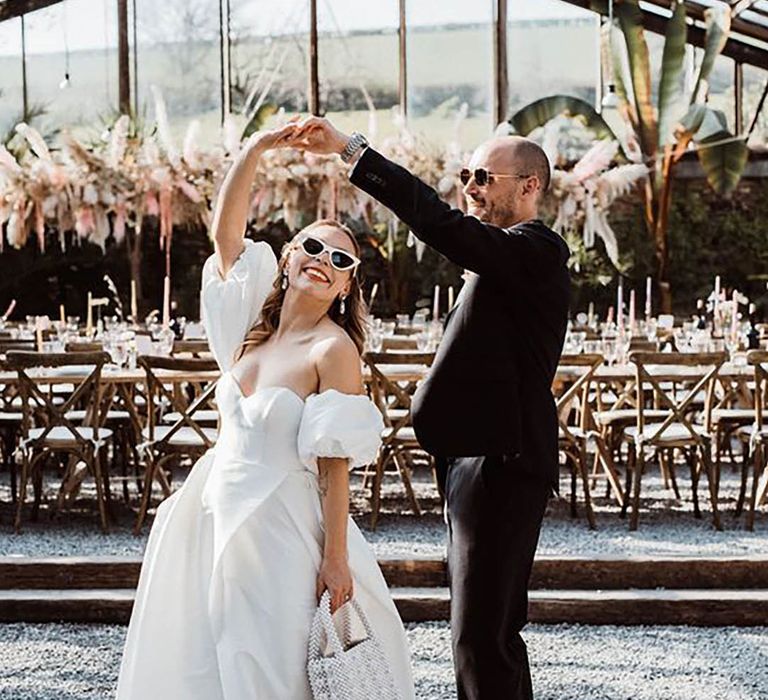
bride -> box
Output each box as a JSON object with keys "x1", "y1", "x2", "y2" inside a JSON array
[{"x1": 116, "y1": 123, "x2": 415, "y2": 699}]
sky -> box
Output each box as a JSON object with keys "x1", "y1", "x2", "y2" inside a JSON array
[{"x1": 0, "y1": 0, "x2": 593, "y2": 56}]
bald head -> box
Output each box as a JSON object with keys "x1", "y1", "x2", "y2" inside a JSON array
[
  {"x1": 472, "y1": 136, "x2": 551, "y2": 193},
  {"x1": 464, "y1": 136, "x2": 551, "y2": 227}
]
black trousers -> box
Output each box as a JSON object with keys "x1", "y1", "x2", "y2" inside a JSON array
[{"x1": 444, "y1": 454, "x2": 551, "y2": 700}]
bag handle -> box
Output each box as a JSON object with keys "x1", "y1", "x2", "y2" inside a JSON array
[{"x1": 309, "y1": 590, "x2": 376, "y2": 659}]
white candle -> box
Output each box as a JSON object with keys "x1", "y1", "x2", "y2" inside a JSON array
[
  {"x1": 645, "y1": 276, "x2": 652, "y2": 319},
  {"x1": 86, "y1": 292, "x2": 93, "y2": 336},
  {"x1": 433, "y1": 284, "x2": 440, "y2": 320},
  {"x1": 628, "y1": 290, "x2": 636, "y2": 332},
  {"x1": 588, "y1": 302, "x2": 595, "y2": 326},
  {"x1": 36, "y1": 323, "x2": 43, "y2": 353},
  {"x1": 59, "y1": 304, "x2": 65, "y2": 324},
  {"x1": 714, "y1": 276, "x2": 722, "y2": 333},
  {"x1": 617, "y1": 280, "x2": 624, "y2": 330},
  {"x1": 131, "y1": 279, "x2": 138, "y2": 322},
  {"x1": 731, "y1": 290, "x2": 739, "y2": 340},
  {"x1": 448, "y1": 286, "x2": 455, "y2": 310},
  {"x1": 162, "y1": 276, "x2": 171, "y2": 329},
  {"x1": 606, "y1": 306, "x2": 614, "y2": 326},
  {"x1": 369, "y1": 282, "x2": 378, "y2": 308}
]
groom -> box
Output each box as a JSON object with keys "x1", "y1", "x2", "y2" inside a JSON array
[{"x1": 291, "y1": 118, "x2": 570, "y2": 699}]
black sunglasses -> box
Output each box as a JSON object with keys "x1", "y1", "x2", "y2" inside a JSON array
[
  {"x1": 300, "y1": 235, "x2": 361, "y2": 272},
  {"x1": 458, "y1": 168, "x2": 532, "y2": 187}
]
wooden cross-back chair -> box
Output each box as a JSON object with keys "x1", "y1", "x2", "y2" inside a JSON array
[
  {"x1": 735, "y1": 351, "x2": 768, "y2": 530},
  {"x1": 555, "y1": 353, "x2": 612, "y2": 530},
  {"x1": 64, "y1": 341, "x2": 142, "y2": 503},
  {"x1": 592, "y1": 370, "x2": 670, "y2": 469},
  {"x1": 623, "y1": 351, "x2": 727, "y2": 531},
  {"x1": 172, "y1": 339, "x2": 211, "y2": 358},
  {"x1": 363, "y1": 350, "x2": 435, "y2": 530},
  {"x1": 7, "y1": 351, "x2": 113, "y2": 532},
  {"x1": 134, "y1": 355, "x2": 220, "y2": 533},
  {"x1": 0, "y1": 358, "x2": 24, "y2": 504},
  {"x1": 709, "y1": 372, "x2": 757, "y2": 475},
  {"x1": 0, "y1": 339, "x2": 36, "y2": 354},
  {"x1": 64, "y1": 342, "x2": 104, "y2": 354}
]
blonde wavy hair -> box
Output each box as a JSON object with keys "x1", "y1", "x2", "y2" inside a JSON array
[{"x1": 236, "y1": 219, "x2": 368, "y2": 362}]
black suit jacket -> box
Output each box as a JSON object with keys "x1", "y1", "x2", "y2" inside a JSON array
[{"x1": 351, "y1": 148, "x2": 570, "y2": 486}]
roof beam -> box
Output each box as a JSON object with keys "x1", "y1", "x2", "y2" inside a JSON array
[
  {"x1": 732, "y1": 1, "x2": 761, "y2": 18},
  {"x1": 641, "y1": 0, "x2": 768, "y2": 45},
  {"x1": 561, "y1": 0, "x2": 768, "y2": 70},
  {"x1": 0, "y1": 0, "x2": 64, "y2": 22}
]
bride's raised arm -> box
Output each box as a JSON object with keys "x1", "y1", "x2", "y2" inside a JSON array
[
  {"x1": 201, "y1": 124, "x2": 296, "y2": 372},
  {"x1": 211, "y1": 123, "x2": 297, "y2": 277}
]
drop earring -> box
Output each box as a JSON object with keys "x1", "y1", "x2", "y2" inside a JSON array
[
  {"x1": 339, "y1": 296, "x2": 346, "y2": 315},
  {"x1": 281, "y1": 272, "x2": 288, "y2": 290}
]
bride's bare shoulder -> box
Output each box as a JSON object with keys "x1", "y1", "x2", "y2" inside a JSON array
[{"x1": 310, "y1": 325, "x2": 363, "y2": 393}]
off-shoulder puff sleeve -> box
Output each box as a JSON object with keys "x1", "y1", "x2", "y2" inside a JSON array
[
  {"x1": 298, "y1": 390, "x2": 384, "y2": 474},
  {"x1": 200, "y1": 239, "x2": 278, "y2": 372}
]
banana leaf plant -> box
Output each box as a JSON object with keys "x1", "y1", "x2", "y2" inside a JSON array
[{"x1": 510, "y1": 0, "x2": 749, "y2": 312}]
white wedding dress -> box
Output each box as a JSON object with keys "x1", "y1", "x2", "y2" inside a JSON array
[{"x1": 116, "y1": 240, "x2": 415, "y2": 699}]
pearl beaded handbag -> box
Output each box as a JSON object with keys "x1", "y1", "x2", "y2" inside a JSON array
[{"x1": 307, "y1": 591, "x2": 401, "y2": 700}]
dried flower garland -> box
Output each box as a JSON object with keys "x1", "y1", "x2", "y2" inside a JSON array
[{"x1": 0, "y1": 94, "x2": 641, "y2": 270}]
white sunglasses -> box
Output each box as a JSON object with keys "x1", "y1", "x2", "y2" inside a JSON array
[{"x1": 299, "y1": 235, "x2": 361, "y2": 272}]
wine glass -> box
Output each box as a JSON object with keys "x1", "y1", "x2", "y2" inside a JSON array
[
  {"x1": 367, "y1": 328, "x2": 383, "y2": 353},
  {"x1": 601, "y1": 338, "x2": 618, "y2": 366},
  {"x1": 155, "y1": 327, "x2": 175, "y2": 356}
]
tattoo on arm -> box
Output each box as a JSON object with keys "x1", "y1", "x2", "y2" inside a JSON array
[{"x1": 318, "y1": 471, "x2": 329, "y2": 499}]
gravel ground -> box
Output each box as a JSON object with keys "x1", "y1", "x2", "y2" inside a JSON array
[
  {"x1": 1, "y1": 465, "x2": 766, "y2": 559},
  {"x1": 1, "y1": 622, "x2": 766, "y2": 699}
]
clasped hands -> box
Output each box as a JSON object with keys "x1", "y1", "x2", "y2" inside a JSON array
[{"x1": 245, "y1": 116, "x2": 352, "y2": 158}]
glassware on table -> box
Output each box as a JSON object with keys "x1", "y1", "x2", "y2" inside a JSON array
[
  {"x1": 154, "y1": 327, "x2": 175, "y2": 356},
  {"x1": 428, "y1": 320, "x2": 443, "y2": 344},
  {"x1": 724, "y1": 332, "x2": 740, "y2": 361},
  {"x1": 564, "y1": 331, "x2": 587, "y2": 354},
  {"x1": 411, "y1": 309, "x2": 429, "y2": 330},
  {"x1": 381, "y1": 321, "x2": 396, "y2": 337},
  {"x1": 690, "y1": 330, "x2": 710, "y2": 353},
  {"x1": 396, "y1": 314, "x2": 410, "y2": 330},
  {"x1": 41, "y1": 339, "x2": 65, "y2": 353},
  {"x1": 709, "y1": 338, "x2": 726, "y2": 353},
  {"x1": 415, "y1": 330, "x2": 431, "y2": 351},
  {"x1": 366, "y1": 328, "x2": 383, "y2": 353},
  {"x1": 643, "y1": 318, "x2": 658, "y2": 343},
  {"x1": 583, "y1": 340, "x2": 602, "y2": 356},
  {"x1": 601, "y1": 338, "x2": 618, "y2": 366}
]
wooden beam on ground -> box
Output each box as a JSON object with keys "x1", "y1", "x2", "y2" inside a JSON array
[
  {"x1": 5, "y1": 555, "x2": 768, "y2": 591},
  {"x1": 4, "y1": 588, "x2": 768, "y2": 625},
  {"x1": 527, "y1": 589, "x2": 768, "y2": 627}
]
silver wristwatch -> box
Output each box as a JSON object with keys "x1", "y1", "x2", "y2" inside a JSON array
[{"x1": 340, "y1": 132, "x2": 369, "y2": 164}]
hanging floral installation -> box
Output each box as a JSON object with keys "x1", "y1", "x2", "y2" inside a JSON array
[
  {"x1": 0, "y1": 90, "x2": 641, "y2": 271},
  {"x1": 549, "y1": 140, "x2": 648, "y2": 267},
  {"x1": 521, "y1": 116, "x2": 649, "y2": 269}
]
